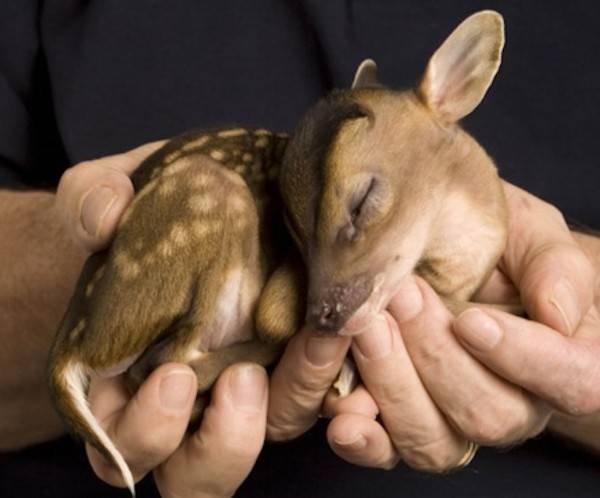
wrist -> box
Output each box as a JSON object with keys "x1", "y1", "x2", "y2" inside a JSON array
[{"x1": 0, "y1": 189, "x2": 87, "y2": 447}]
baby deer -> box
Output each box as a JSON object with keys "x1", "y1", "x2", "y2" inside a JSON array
[{"x1": 49, "y1": 10, "x2": 507, "y2": 495}]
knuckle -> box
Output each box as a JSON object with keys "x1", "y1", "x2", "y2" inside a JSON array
[
  {"x1": 136, "y1": 433, "x2": 175, "y2": 462},
  {"x1": 399, "y1": 439, "x2": 461, "y2": 473},
  {"x1": 541, "y1": 201, "x2": 567, "y2": 227},
  {"x1": 459, "y1": 403, "x2": 514, "y2": 445},
  {"x1": 555, "y1": 349, "x2": 600, "y2": 416},
  {"x1": 379, "y1": 455, "x2": 400, "y2": 471},
  {"x1": 406, "y1": 333, "x2": 452, "y2": 376},
  {"x1": 57, "y1": 165, "x2": 81, "y2": 196},
  {"x1": 281, "y1": 364, "x2": 335, "y2": 403},
  {"x1": 468, "y1": 418, "x2": 508, "y2": 445},
  {"x1": 266, "y1": 416, "x2": 312, "y2": 442}
]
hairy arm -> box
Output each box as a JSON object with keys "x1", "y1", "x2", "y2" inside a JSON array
[{"x1": 0, "y1": 190, "x2": 86, "y2": 450}]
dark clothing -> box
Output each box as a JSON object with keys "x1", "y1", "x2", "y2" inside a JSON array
[{"x1": 1, "y1": 1, "x2": 599, "y2": 497}]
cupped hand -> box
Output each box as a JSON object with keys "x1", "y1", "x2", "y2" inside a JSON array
[
  {"x1": 269, "y1": 180, "x2": 599, "y2": 471},
  {"x1": 87, "y1": 362, "x2": 268, "y2": 497},
  {"x1": 325, "y1": 181, "x2": 599, "y2": 470},
  {"x1": 54, "y1": 143, "x2": 269, "y2": 496}
]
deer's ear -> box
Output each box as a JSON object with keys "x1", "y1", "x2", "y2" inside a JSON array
[
  {"x1": 352, "y1": 59, "x2": 380, "y2": 89},
  {"x1": 418, "y1": 10, "x2": 504, "y2": 123}
]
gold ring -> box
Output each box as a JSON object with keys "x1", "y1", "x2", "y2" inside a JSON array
[{"x1": 455, "y1": 441, "x2": 479, "y2": 469}]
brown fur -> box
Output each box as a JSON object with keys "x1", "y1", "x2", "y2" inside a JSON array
[{"x1": 48, "y1": 10, "x2": 512, "y2": 492}]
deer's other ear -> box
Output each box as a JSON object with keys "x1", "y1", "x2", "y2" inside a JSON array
[
  {"x1": 418, "y1": 10, "x2": 504, "y2": 124},
  {"x1": 352, "y1": 59, "x2": 380, "y2": 89}
]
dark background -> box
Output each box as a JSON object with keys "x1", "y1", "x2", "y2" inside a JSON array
[{"x1": 1, "y1": 1, "x2": 599, "y2": 497}]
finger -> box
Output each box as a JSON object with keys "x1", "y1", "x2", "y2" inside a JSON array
[
  {"x1": 322, "y1": 384, "x2": 379, "y2": 420},
  {"x1": 500, "y1": 182, "x2": 595, "y2": 335},
  {"x1": 267, "y1": 327, "x2": 351, "y2": 441},
  {"x1": 327, "y1": 414, "x2": 399, "y2": 470},
  {"x1": 388, "y1": 276, "x2": 549, "y2": 446},
  {"x1": 154, "y1": 363, "x2": 268, "y2": 498},
  {"x1": 350, "y1": 280, "x2": 468, "y2": 471},
  {"x1": 86, "y1": 363, "x2": 196, "y2": 486},
  {"x1": 453, "y1": 304, "x2": 600, "y2": 416},
  {"x1": 55, "y1": 140, "x2": 166, "y2": 252}
]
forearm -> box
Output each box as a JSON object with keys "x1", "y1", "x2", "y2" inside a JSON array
[{"x1": 0, "y1": 190, "x2": 86, "y2": 449}]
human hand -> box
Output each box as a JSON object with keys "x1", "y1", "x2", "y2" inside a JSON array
[
  {"x1": 268, "y1": 180, "x2": 599, "y2": 471},
  {"x1": 324, "y1": 181, "x2": 599, "y2": 469},
  {"x1": 54, "y1": 142, "x2": 269, "y2": 496},
  {"x1": 86, "y1": 362, "x2": 268, "y2": 497}
]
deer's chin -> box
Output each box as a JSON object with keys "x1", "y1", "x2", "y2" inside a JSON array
[
  {"x1": 336, "y1": 273, "x2": 388, "y2": 336},
  {"x1": 336, "y1": 265, "x2": 414, "y2": 337}
]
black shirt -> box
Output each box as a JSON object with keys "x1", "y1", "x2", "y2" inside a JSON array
[{"x1": 1, "y1": 1, "x2": 599, "y2": 497}]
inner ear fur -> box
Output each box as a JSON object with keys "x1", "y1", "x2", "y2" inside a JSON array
[{"x1": 418, "y1": 10, "x2": 505, "y2": 124}]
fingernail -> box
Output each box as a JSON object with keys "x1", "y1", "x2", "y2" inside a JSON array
[
  {"x1": 229, "y1": 364, "x2": 267, "y2": 414},
  {"x1": 549, "y1": 278, "x2": 579, "y2": 335},
  {"x1": 306, "y1": 336, "x2": 348, "y2": 367},
  {"x1": 354, "y1": 315, "x2": 392, "y2": 359},
  {"x1": 159, "y1": 370, "x2": 196, "y2": 412},
  {"x1": 389, "y1": 277, "x2": 423, "y2": 323},
  {"x1": 455, "y1": 309, "x2": 502, "y2": 352},
  {"x1": 81, "y1": 186, "x2": 117, "y2": 237},
  {"x1": 333, "y1": 433, "x2": 367, "y2": 451}
]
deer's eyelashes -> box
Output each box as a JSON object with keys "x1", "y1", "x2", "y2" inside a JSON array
[
  {"x1": 338, "y1": 176, "x2": 381, "y2": 244},
  {"x1": 350, "y1": 177, "x2": 376, "y2": 224}
]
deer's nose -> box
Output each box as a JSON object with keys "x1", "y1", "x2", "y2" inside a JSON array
[{"x1": 306, "y1": 301, "x2": 345, "y2": 332}]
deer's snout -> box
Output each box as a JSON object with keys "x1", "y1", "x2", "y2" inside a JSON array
[{"x1": 306, "y1": 277, "x2": 372, "y2": 333}]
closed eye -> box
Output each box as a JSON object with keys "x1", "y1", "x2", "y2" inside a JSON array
[
  {"x1": 338, "y1": 176, "x2": 377, "y2": 244},
  {"x1": 350, "y1": 176, "x2": 376, "y2": 225}
]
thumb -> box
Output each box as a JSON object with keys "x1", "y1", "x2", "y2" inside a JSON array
[
  {"x1": 499, "y1": 182, "x2": 595, "y2": 335},
  {"x1": 55, "y1": 140, "x2": 165, "y2": 252}
]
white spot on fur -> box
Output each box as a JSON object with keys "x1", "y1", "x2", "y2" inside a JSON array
[
  {"x1": 218, "y1": 128, "x2": 248, "y2": 138},
  {"x1": 210, "y1": 149, "x2": 225, "y2": 161},
  {"x1": 170, "y1": 223, "x2": 189, "y2": 246},
  {"x1": 192, "y1": 173, "x2": 212, "y2": 188},
  {"x1": 85, "y1": 282, "x2": 95, "y2": 297},
  {"x1": 189, "y1": 194, "x2": 217, "y2": 213},
  {"x1": 228, "y1": 195, "x2": 247, "y2": 213},
  {"x1": 114, "y1": 252, "x2": 141, "y2": 279},
  {"x1": 158, "y1": 239, "x2": 173, "y2": 257},
  {"x1": 158, "y1": 178, "x2": 177, "y2": 197},
  {"x1": 70, "y1": 319, "x2": 86, "y2": 341},
  {"x1": 192, "y1": 220, "x2": 220, "y2": 238},
  {"x1": 164, "y1": 151, "x2": 181, "y2": 164},
  {"x1": 182, "y1": 135, "x2": 210, "y2": 151},
  {"x1": 254, "y1": 137, "x2": 269, "y2": 148},
  {"x1": 163, "y1": 158, "x2": 191, "y2": 177}
]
